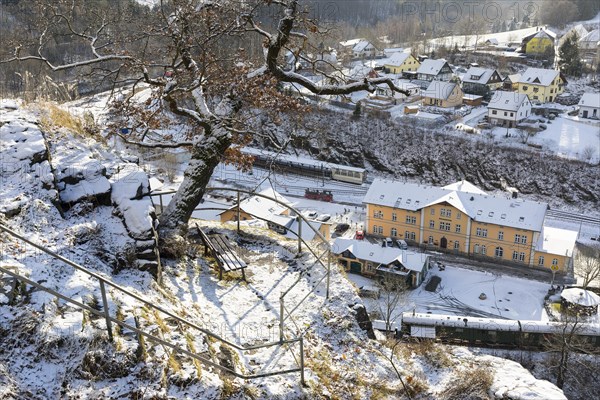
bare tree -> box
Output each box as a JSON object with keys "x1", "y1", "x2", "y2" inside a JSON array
[
  {"x1": 1, "y1": 0, "x2": 408, "y2": 247},
  {"x1": 574, "y1": 243, "x2": 600, "y2": 289},
  {"x1": 377, "y1": 274, "x2": 408, "y2": 335},
  {"x1": 515, "y1": 126, "x2": 537, "y2": 144}
]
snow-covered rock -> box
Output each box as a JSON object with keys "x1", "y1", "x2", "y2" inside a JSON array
[{"x1": 111, "y1": 165, "x2": 155, "y2": 240}]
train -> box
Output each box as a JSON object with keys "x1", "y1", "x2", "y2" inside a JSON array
[
  {"x1": 304, "y1": 188, "x2": 333, "y2": 202},
  {"x1": 241, "y1": 147, "x2": 367, "y2": 185},
  {"x1": 374, "y1": 312, "x2": 600, "y2": 349}
]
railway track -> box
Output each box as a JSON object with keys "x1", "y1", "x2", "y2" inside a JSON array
[{"x1": 546, "y1": 209, "x2": 600, "y2": 226}]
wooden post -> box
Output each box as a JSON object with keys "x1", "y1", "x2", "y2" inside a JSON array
[
  {"x1": 279, "y1": 296, "x2": 285, "y2": 343},
  {"x1": 159, "y1": 194, "x2": 164, "y2": 215},
  {"x1": 236, "y1": 192, "x2": 241, "y2": 234},
  {"x1": 297, "y1": 218, "x2": 302, "y2": 255},
  {"x1": 326, "y1": 250, "x2": 331, "y2": 299},
  {"x1": 300, "y1": 336, "x2": 305, "y2": 386},
  {"x1": 99, "y1": 279, "x2": 113, "y2": 342}
]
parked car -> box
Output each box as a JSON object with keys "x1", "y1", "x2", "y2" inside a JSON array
[
  {"x1": 355, "y1": 230, "x2": 365, "y2": 240},
  {"x1": 383, "y1": 237, "x2": 394, "y2": 247},
  {"x1": 395, "y1": 239, "x2": 408, "y2": 250},
  {"x1": 305, "y1": 211, "x2": 318, "y2": 219},
  {"x1": 334, "y1": 223, "x2": 350, "y2": 233},
  {"x1": 317, "y1": 214, "x2": 331, "y2": 222}
]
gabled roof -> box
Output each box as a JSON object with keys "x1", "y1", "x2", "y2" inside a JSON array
[
  {"x1": 523, "y1": 29, "x2": 556, "y2": 42},
  {"x1": 442, "y1": 180, "x2": 487, "y2": 195},
  {"x1": 219, "y1": 187, "x2": 292, "y2": 220},
  {"x1": 363, "y1": 179, "x2": 548, "y2": 232},
  {"x1": 488, "y1": 91, "x2": 530, "y2": 112},
  {"x1": 462, "y1": 67, "x2": 500, "y2": 84},
  {"x1": 340, "y1": 38, "x2": 365, "y2": 47},
  {"x1": 422, "y1": 81, "x2": 458, "y2": 101},
  {"x1": 578, "y1": 92, "x2": 600, "y2": 108},
  {"x1": 416, "y1": 59, "x2": 451, "y2": 76},
  {"x1": 580, "y1": 29, "x2": 599, "y2": 43},
  {"x1": 505, "y1": 73, "x2": 521, "y2": 83},
  {"x1": 353, "y1": 40, "x2": 374, "y2": 53},
  {"x1": 384, "y1": 52, "x2": 412, "y2": 67},
  {"x1": 485, "y1": 38, "x2": 499, "y2": 45},
  {"x1": 518, "y1": 68, "x2": 561, "y2": 86},
  {"x1": 332, "y1": 238, "x2": 428, "y2": 272}
]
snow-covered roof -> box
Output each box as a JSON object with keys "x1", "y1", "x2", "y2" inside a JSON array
[
  {"x1": 363, "y1": 179, "x2": 548, "y2": 232},
  {"x1": 535, "y1": 226, "x2": 578, "y2": 257},
  {"x1": 222, "y1": 187, "x2": 292, "y2": 220},
  {"x1": 462, "y1": 67, "x2": 499, "y2": 84},
  {"x1": 485, "y1": 38, "x2": 499, "y2": 45},
  {"x1": 578, "y1": 92, "x2": 600, "y2": 108},
  {"x1": 518, "y1": 68, "x2": 560, "y2": 86},
  {"x1": 442, "y1": 180, "x2": 487, "y2": 195},
  {"x1": 422, "y1": 81, "x2": 458, "y2": 101},
  {"x1": 580, "y1": 29, "x2": 599, "y2": 43},
  {"x1": 384, "y1": 52, "x2": 412, "y2": 67},
  {"x1": 384, "y1": 47, "x2": 404, "y2": 55},
  {"x1": 340, "y1": 38, "x2": 364, "y2": 47},
  {"x1": 353, "y1": 40, "x2": 373, "y2": 53},
  {"x1": 241, "y1": 147, "x2": 366, "y2": 173},
  {"x1": 523, "y1": 29, "x2": 556, "y2": 41},
  {"x1": 488, "y1": 91, "x2": 530, "y2": 112},
  {"x1": 505, "y1": 73, "x2": 521, "y2": 83},
  {"x1": 332, "y1": 238, "x2": 427, "y2": 272},
  {"x1": 416, "y1": 59, "x2": 450, "y2": 76},
  {"x1": 561, "y1": 288, "x2": 600, "y2": 307}
]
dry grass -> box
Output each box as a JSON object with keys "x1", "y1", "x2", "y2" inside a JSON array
[
  {"x1": 185, "y1": 332, "x2": 203, "y2": 379},
  {"x1": 413, "y1": 339, "x2": 453, "y2": 369},
  {"x1": 440, "y1": 365, "x2": 494, "y2": 400},
  {"x1": 39, "y1": 102, "x2": 84, "y2": 134}
]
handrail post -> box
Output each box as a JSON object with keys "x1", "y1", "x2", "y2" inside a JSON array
[
  {"x1": 236, "y1": 191, "x2": 241, "y2": 234},
  {"x1": 297, "y1": 218, "x2": 302, "y2": 256},
  {"x1": 99, "y1": 279, "x2": 113, "y2": 342},
  {"x1": 279, "y1": 295, "x2": 285, "y2": 343},
  {"x1": 326, "y1": 249, "x2": 331, "y2": 299},
  {"x1": 300, "y1": 336, "x2": 305, "y2": 386},
  {"x1": 159, "y1": 193, "x2": 164, "y2": 215}
]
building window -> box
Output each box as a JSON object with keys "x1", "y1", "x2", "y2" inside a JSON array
[
  {"x1": 431, "y1": 208, "x2": 435, "y2": 215},
  {"x1": 440, "y1": 208, "x2": 452, "y2": 218},
  {"x1": 495, "y1": 247, "x2": 503, "y2": 257},
  {"x1": 481, "y1": 245, "x2": 487, "y2": 255},
  {"x1": 378, "y1": 226, "x2": 383, "y2": 234},
  {"x1": 474, "y1": 244, "x2": 480, "y2": 254},
  {"x1": 406, "y1": 216, "x2": 416, "y2": 225},
  {"x1": 492, "y1": 110, "x2": 497, "y2": 115},
  {"x1": 510, "y1": 112, "x2": 514, "y2": 117},
  {"x1": 405, "y1": 231, "x2": 416, "y2": 240},
  {"x1": 429, "y1": 220, "x2": 435, "y2": 229},
  {"x1": 476, "y1": 228, "x2": 488, "y2": 237},
  {"x1": 504, "y1": 111, "x2": 508, "y2": 116},
  {"x1": 455, "y1": 224, "x2": 461, "y2": 233},
  {"x1": 538, "y1": 256, "x2": 544, "y2": 266},
  {"x1": 391, "y1": 228, "x2": 397, "y2": 237},
  {"x1": 522, "y1": 86, "x2": 528, "y2": 90},
  {"x1": 519, "y1": 252, "x2": 526, "y2": 262},
  {"x1": 428, "y1": 236, "x2": 434, "y2": 244},
  {"x1": 454, "y1": 241, "x2": 460, "y2": 250},
  {"x1": 514, "y1": 234, "x2": 527, "y2": 244},
  {"x1": 373, "y1": 225, "x2": 378, "y2": 234},
  {"x1": 439, "y1": 222, "x2": 451, "y2": 231},
  {"x1": 374, "y1": 210, "x2": 383, "y2": 219},
  {"x1": 457, "y1": 212, "x2": 461, "y2": 219},
  {"x1": 498, "y1": 231, "x2": 504, "y2": 240},
  {"x1": 392, "y1": 212, "x2": 397, "y2": 222},
  {"x1": 552, "y1": 258, "x2": 558, "y2": 266}
]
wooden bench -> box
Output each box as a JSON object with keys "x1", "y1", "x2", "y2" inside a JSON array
[{"x1": 195, "y1": 224, "x2": 247, "y2": 280}]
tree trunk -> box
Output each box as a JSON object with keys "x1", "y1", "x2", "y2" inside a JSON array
[{"x1": 158, "y1": 127, "x2": 231, "y2": 240}]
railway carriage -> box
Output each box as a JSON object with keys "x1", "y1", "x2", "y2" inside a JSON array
[{"x1": 400, "y1": 312, "x2": 600, "y2": 349}]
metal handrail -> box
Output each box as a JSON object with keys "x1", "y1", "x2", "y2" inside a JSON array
[
  {"x1": 146, "y1": 187, "x2": 333, "y2": 342},
  {"x1": 0, "y1": 223, "x2": 305, "y2": 382}
]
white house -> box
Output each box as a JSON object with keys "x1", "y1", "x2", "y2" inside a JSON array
[
  {"x1": 578, "y1": 93, "x2": 600, "y2": 119},
  {"x1": 487, "y1": 91, "x2": 532, "y2": 127},
  {"x1": 415, "y1": 59, "x2": 453, "y2": 83},
  {"x1": 352, "y1": 40, "x2": 378, "y2": 59}
]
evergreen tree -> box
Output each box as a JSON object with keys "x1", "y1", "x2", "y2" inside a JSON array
[{"x1": 558, "y1": 32, "x2": 583, "y2": 77}]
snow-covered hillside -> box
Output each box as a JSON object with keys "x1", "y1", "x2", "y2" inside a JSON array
[{"x1": 0, "y1": 101, "x2": 573, "y2": 399}]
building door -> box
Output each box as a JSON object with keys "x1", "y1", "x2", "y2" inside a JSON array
[
  {"x1": 583, "y1": 110, "x2": 588, "y2": 118},
  {"x1": 593, "y1": 109, "x2": 597, "y2": 118},
  {"x1": 350, "y1": 261, "x2": 362, "y2": 274},
  {"x1": 440, "y1": 237, "x2": 448, "y2": 249}
]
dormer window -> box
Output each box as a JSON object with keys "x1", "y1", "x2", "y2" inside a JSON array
[{"x1": 519, "y1": 217, "x2": 524, "y2": 222}]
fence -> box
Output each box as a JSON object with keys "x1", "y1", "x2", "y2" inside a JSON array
[
  {"x1": 149, "y1": 187, "x2": 333, "y2": 343},
  {"x1": 0, "y1": 222, "x2": 306, "y2": 383}
]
